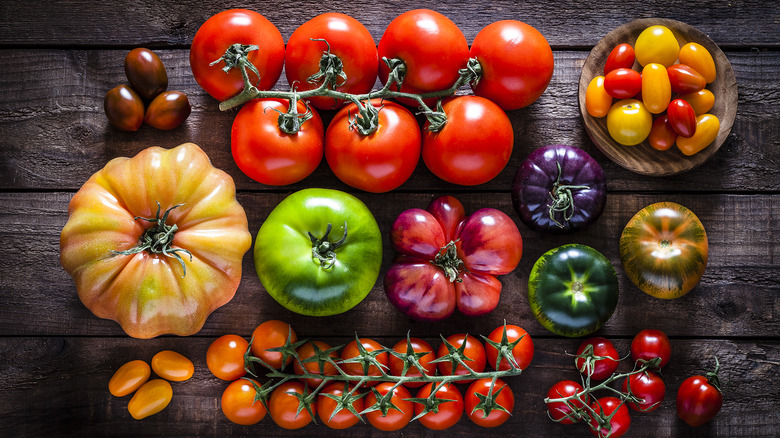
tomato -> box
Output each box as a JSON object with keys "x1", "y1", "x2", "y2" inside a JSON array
[
  {"x1": 667, "y1": 64, "x2": 706, "y2": 95},
  {"x1": 250, "y1": 320, "x2": 297, "y2": 370},
  {"x1": 676, "y1": 113, "x2": 720, "y2": 156},
  {"x1": 465, "y1": 378, "x2": 514, "y2": 427},
  {"x1": 485, "y1": 324, "x2": 533, "y2": 371},
  {"x1": 340, "y1": 338, "x2": 389, "y2": 386},
  {"x1": 207, "y1": 334, "x2": 248, "y2": 381},
  {"x1": 413, "y1": 383, "x2": 464, "y2": 430},
  {"x1": 253, "y1": 189, "x2": 382, "y2": 316},
  {"x1": 284, "y1": 13, "x2": 378, "y2": 110},
  {"x1": 575, "y1": 337, "x2": 619, "y2": 380},
  {"x1": 604, "y1": 68, "x2": 642, "y2": 99},
  {"x1": 528, "y1": 244, "x2": 619, "y2": 337},
  {"x1": 128, "y1": 379, "x2": 173, "y2": 420},
  {"x1": 631, "y1": 329, "x2": 671, "y2": 368},
  {"x1": 104, "y1": 84, "x2": 144, "y2": 131},
  {"x1": 231, "y1": 98, "x2": 324, "y2": 186},
  {"x1": 588, "y1": 397, "x2": 631, "y2": 437},
  {"x1": 648, "y1": 115, "x2": 678, "y2": 151},
  {"x1": 378, "y1": 9, "x2": 468, "y2": 102},
  {"x1": 151, "y1": 350, "x2": 194, "y2": 382},
  {"x1": 641, "y1": 63, "x2": 671, "y2": 114},
  {"x1": 437, "y1": 333, "x2": 486, "y2": 380},
  {"x1": 667, "y1": 98, "x2": 697, "y2": 138},
  {"x1": 221, "y1": 378, "x2": 267, "y2": 425},
  {"x1": 635, "y1": 25, "x2": 679, "y2": 67},
  {"x1": 606, "y1": 99, "x2": 652, "y2": 146},
  {"x1": 679, "y1": 42, "x2": 716, "y2": 83},
  {"x1": 325, "y1": 99, "x2": 420, "y2": 192},
  {"x1": 546, "y1": 380, "x2": 588, "y2": 424},
  {"x1": 124, "y1": 48, "x2": 167, "y2": 101},
  {"x1": 317, "y1": 382, "x2": 363, "y2": 429},
  {"x1": 388, "y1": 337, "x2": 437, "y2": 388},
  {"x1": 268, "y1": 381, "x2": 316, "y2": 430},
  {"x1": 293, "y1": 340, "x2": 340, "y2": 388},
  {"x1": 604, "y1": 43, "x2": 636, "y2": 74},
  {"x1": 190, "y1": 9, "x2": 285, "y2": 101},
  {"x1": 585, "y1": 76, "x2": 612, "y2": 118},
  {"x1": 109, "y1": 360, "x2": 151, "y2": 397},
  {"x1": 679, "y1": 89, "x2": 715, "y2": 115},
  {"x1": 364, "y1": 382, "x2": 413, "y2": 431},
  {"x1": 620, "y1": 202, "x2": 708, "y2": 299},
  {"x1": 422, "y1": 95, "x2": 513, "y2": 186},
  {"x1": 622, "y1": 371, "x2": 665, "y2": 412},
  {"x1": 144, "y1": 91, "x2": 191, "y2": 130},
  {"x1": 677, "y1": 361, "x2": 723, "y2": 426},
  {"x1": 60, "y1": 143, "x2": 251, "y2": 338},
  {"x1": 469, "y1": 20, "x2": 554, "y2": 110}
]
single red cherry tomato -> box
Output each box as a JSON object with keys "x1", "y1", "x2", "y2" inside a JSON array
[
  {"x1": 388, "y1": 337, "x2": 437, "y2": 388},
  {"x1": 676, "y1": 360, "x2": 723, "y2": 427},
  {"x1": 484, "y1": 324, "x2": 533, "y2": 371},
  {"x1": 575, "y1": 337, "x2": 619, "y2": 380},
  {"x1": 631, "y1": 329, "x2": 671, "y2": 368},
  {"x1": 622, "y1": 371, "x2": 666, "y2": 412},
  {"x1": 268, "y1": 381, "x2": 316, "y2": 430},
  {"x1": 293, "y1": 340, "x2": 340, "y2": 388},
  {"x1": 666, "y1": 64, "x2": 707, "y2": 95},
  {"x1": 437, "y1": 333, "x2": 486, "y2": 381},
  {"x1": 465, "y1": 378, "x2": 514, "y2": 427},
  {"x1": 317, "y1": 382, "x2": 363, "y2": 430},
  {"x1": 340, "y1": 338, "x2": 388, "y2": 387},
  {"x1": 414, "y1": 383, "x2": 464, "y2": 430},
  {"x1": 364, "y1": 382, "x2": 413, "y2": 431},
  {"x1": 207, "y1": 334, "x2": 249, "y2": 381},
  {"x1": 648, "y1": 115, "x2": 679, "y2": 151},
  {"x1": 250, "y1": 320, "x2": 297, "y2": 370},
  {"x1": 667, "y1": 99, "x2": 697, "y2": 138},
  {"x1": 588, "y1": 396, "x2": 631, "y2": 437},
  {"x1": 221, "y1": 378, "x2": 267, "y2": 425},
  {"x1": 546, "y1": 380, "x2": 588, "y2": 424},
  {"x1": 604, "y1": 43, "x2": 636, "y2": 74},
  {"x1": 604, "y1": 68, "x2": 642, "y2": 99}
]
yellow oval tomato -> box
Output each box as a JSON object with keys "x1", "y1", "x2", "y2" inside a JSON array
[
  {"x1": 676, "y1": 114, "x2": 720, "y2": 156},
  {"x1": 679, "y1": 89, "x2": 715, "y2": 115},
  {"x1": 586, "y1": 75, "x2": 613, "y2": 118},
  {"x1": 60, "y1": 143, "x2": 252, "y2": 339},
  {"x1": 128, "y1": 379, "x2": 173, "y2": 420},
  {"x1": 151, "y1": 350, "x2": 194, "y2": 381},
  {"x1": 642, "y1": 63, "x2": 672, "y2": 114},
  {"x1": 109, "y1": 360, "x2": 151, "y2": 397},
  {"x1": 679, "y1": 42, "x2": 716, "y2": 83},
  {"x1": 607, "y1": 99, "x2": 653, "y2": 146},
  {"x1": 635, "y1": 25, "x2": 680, "y2": 67}
]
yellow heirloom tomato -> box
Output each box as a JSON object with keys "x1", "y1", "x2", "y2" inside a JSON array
[
  {"x1": 59, "y1": 143, "x2": 252, "y2": 339},
  {"x1": 635, "y1": 25, "x2": 680, "y2": 67},
  {"x1": 607, "y1": 99, "x2": 653, "y2": 146}
]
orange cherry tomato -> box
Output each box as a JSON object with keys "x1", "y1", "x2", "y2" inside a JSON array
[
  {"x1": 207, "y1": 334, "x2": 249, "y2": 381},
  {"x1": 648, "y1": 115, "x2": 678, "y2": 151},
  {"x1": 679, "y1": 42, "x2": 716, "y2": 83},
  {"x1": 679, "y1": 89, "x2": 715, "y2": 115},
  {"x1": 128, "y1": 379, "x2": 173, "y2": 420},
  {"x1": 151, "y1": 350, "x2": 194, "y2": 382},
  {"x1": 250, "y1": 320, "x2": 297, "y2": 370},
  {"x1": 221, "y1": 378, "x2": 267, "y2": 425},
  {"x1": 676, "y1": 114, "x2": 720, "y2": 156},
  {"x1": 635, "y1": 25, "x2": 679, "y2": 67},
  {"x1": 641, "y1": 63, "x2": 672, "y2": 114},
  {"x1": 109, "y1": 360, "x2": 151, "y2": 397},
  {"x1": 585, "y1": 76, "x2": 613, "y2": 118}
]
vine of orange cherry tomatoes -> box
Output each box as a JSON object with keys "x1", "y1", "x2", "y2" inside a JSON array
[
  {"x1": 586, "y1": 24, "x2": 719, "y2": 156},
  {"x1": 189, "y1": 9, "x2": 554, "y2": 191},
  {"x1": 207, "y1": 320, "x2": 534, "y2": 430}
]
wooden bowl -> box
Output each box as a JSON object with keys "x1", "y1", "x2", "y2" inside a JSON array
[{"x1": 579, "y1": 18, "x2": 738, "y2": 176}]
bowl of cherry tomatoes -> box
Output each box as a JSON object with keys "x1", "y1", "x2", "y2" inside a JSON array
[{"x1": 579, "y1": 18, "x2": 737, "y2": 176}]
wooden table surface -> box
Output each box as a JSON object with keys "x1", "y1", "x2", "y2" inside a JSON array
[{"x1": 1, "y1": 1, "x2": 778, "y2": 436}]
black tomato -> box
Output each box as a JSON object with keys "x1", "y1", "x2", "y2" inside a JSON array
[
  {"x1": 144, "y1": 91, "x2": 191, "y2": 130},
  {"x1": 124, "y1": 48, "x2": 168, "y2": 100},
  {"x1": 104, "y1": 85, "x2": 144, "y2": 131}
]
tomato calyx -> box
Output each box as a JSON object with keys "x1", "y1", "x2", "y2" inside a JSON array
[
  {"x1": 549, "y1": 161, "x2": 591, "y2": 228},
  {"x1": 481, "y1": 322, "x2": 527, "y2": 371},
  {"x1": 389, "y1": 333, "x2": 435, "y2": 378},
  {"x1": 347, "y1": 101, "x2": 382, "y2": 136},
  {"x1": 266, "y1": 93, "x2": 314, "y2": 134},
  {"x1": 406, "y1": 384, "x2": 458, "y2": 421},
  {"x1": 431, "y1": 334, "x2": 479, "y2": 375},
  {"x1": 431, "y1": 240, "x2": 466, "y2": 282},
  {"x1": 339, "y1": 334, "x2": 391, "y2": 377},
  {"x1": 320, "y1": 383, "x2": 368, "y2": 423},
  {"x1": 308, "y1": 222, "x2": 348, "y2": 269},
  {"x1": 210, "y1": 43, "x2": 261, "y2": 97},
  {"x1": 306, "y1": 39, "x2": 348, "y2": 90},
  {"x1": 468, "y1": 378, "x2": 511, "y2": 419},
  {"x1": 573, "y1": 343, "x2": 621, "y2": 380}
]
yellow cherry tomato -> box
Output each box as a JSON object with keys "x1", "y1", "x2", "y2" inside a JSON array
[
  {"x1": 151, "y1": 350, "x2": 194, "y2": 382},
  {"x1": 642, "y1": 63, "x2": 672, "y2": 114},
  {"x1": 607, "y1": 99, "x2": 653, "y2": 146},
  {"x1": 676, "y1": 114, "x2": 720, "y2": 156},
  {"x1": 128, "y1": 379, "x2": 173, "y2": 420},
  {"x1": 679, "y1": 89, "x2": 715, "y2": 115},
  {"x1": 679, "y1": 42, "x2": 716, "y2": 83},
  {"x1": 635, "y1": 25, "x2": 680, "y2": 67},
  {"x1": 586, "y1": 75, "x2": 613, "y2": 118},
  {"x1": 109, "y1": 360, "x2": 151, "y2": 397}
]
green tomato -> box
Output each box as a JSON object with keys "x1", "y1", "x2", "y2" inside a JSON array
[
  {"x1": 527, "y1": 244, "x2": 619, "y2": 337},
  {"x1": 253, "y1": 188, "x2": 382, "y2": 316}
]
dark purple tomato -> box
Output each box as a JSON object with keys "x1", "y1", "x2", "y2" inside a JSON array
[
  {"x1": 144, "y1": 91, "x2": 191, "y2": 130},
  {"x1": 104, "y1": 84, "x2": 144, "y2": 131},
  {"x1": 125, "y1": 48, "x2": 168, "y2": 100},
  {"x1": 512, "y1": 145, "x2": 607, "y2": 234}
]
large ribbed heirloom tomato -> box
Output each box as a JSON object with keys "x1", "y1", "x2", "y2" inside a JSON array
[{"x1": 60, "y1": 143, "x2": 252, "y2": 338}]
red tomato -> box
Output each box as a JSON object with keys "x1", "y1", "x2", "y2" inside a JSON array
[
  {"x1": 325, "y1": 99, "x2": 421, "y2": 193},
  {"x1": 293, "y1": 340, "x2": 340, "y2": 388},
  {"x1": 221, "y1": 378, "x2": 267, "y2": 425},
  {"x1": 469, "y1": 20, "x2": 554, "y2": 110},
  {"x1": 231, "y1": 98, "x2": 324, "y2": 186},
  {"x1": 648, "y1": 115, "x2": 678, "y2": 151},
  {"x1": 340, "y1": 338, "x2": 389, "y2": 387},
  {"x1": 207, "y1": 334, "x2": 249, "y2": 381},
  {"x1": 190, "y1": 9, "x2": 285, "y2": 101},
  {"x1": 667, "y1": 99, "x2": 697, "y2": 138},
  {"x1": 604, "y1": 68, "x2": 642, "y2": 99},
  {"x1": 546, "y1": 380, "x2": 588, "y2": 424},
  {"x1": 588, "y1": 397, "x2": 631, "y2": 437},
  {"x1": 422, "y1": 95, "x2": 513, "y2": 186},
  {"x1": 465, "y1": 378, "x2": 514, "y2": 427},
  {"x1": 250, "y1": 320, "x2": 297, "y2": 370},
  {"x1": 364, "y1": 382, "x2": 413, "y2": 431},
  {"x1": 268, "y1": 381, "x2": 315, "y2": 430},
  {"x1": 631, "y1": 329, "x2": 671, "y2": 368},
  {"x1": 621, "y1": 371, "x2": 666, "y2": 412},
  {"x1": 388, "y1": 337, "x2": 437, "y2": 388},
  {"x1": 317, "y1": 382, "x2": 363, "y2": 430},
  {"x1": 667, "y1": 64, "x2": 707, "y2": 95},
  {"x1": 437, "y1": 333, "x2": 486, "y2": 380},
  {"x1": 575, "y1": 337, "x2": 619, "y2": 380},
  {"x1": 284, "y1": 13, "x2": 378, "y2": 110},
  {"x1": 604, "y1": 43, "x2": 636, "y2": 74},
  {"x1": 677, "y1": 368, "x2": 723, "y2": 426},
  {"x1": 485, "y1": 324, "x2": 534, "y2": 371},
  {"x1": 414, "y1": 383, "x2": 464, "y2": 430}
]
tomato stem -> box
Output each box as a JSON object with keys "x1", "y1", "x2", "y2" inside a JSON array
[
  {"x1": 308, "y1": 222, "x2": 348, "y2": 269},
  {"x1": 431, "y1": 240, "x2": 466, "y2": 282},
  {"x1": 549, "y1": 161, "x2": 590, "y2": 228}
]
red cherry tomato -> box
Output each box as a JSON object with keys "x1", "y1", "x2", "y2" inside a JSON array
[
  {"x1": 364, "y1": 382, "x2": 413, "y2": 431},
  {"x1": 485, "y1": 324, "x2": 534, "y2": 371},
  {"x1": 667, "y1": 99, "x2": 697, "y2": 138},
  {"x1": 437, "y1": 333, "x2": 486, "y2": 381},
  {"x1": 631, "y1": 329, "x2": 671, "y2": 368},
  {"x1": 575, "y1": 337, "x2": 619, "y2": 380},
  {"x1": 221, "y1": 378, "x2": 267, "y2": 425},
  {"x1": 316, "y1": 383, "x2": 363, "y2": 430},
  {"x1": 268, "y1": 381, "x2": 316, "y2": 430},
  {"x1": 546, "y1": 380, "x2": 588, "y2": 424},
  {"x1": 207, "y1": 334, "x2": 249, "y2": 381},
  {"x1": 388, "y1": 337, "x2": 437, "y2": 388},
  {"x1": 414, "y1": 383, "x2": 464, "y2": 430},
  {"x1": 604, "y1": 43, "x2": 636, "y2": 74},
  {"x1": 648, "y1": 115, "x2": 679, "y2": 151},
  {"x1": 588, "y1": 397, "x2": 631, "y2": 437},
  {"x1": 604, "y1": 68, "x2": 642, "y2": 99},
  {"x1": 622, "y1": 371, "x2": 666, "y2": 412},
  {"x1": 677, "y1": 363, "x2": 723, "y2": 426},
  {"x1": 340, "y1": 338, "x2": 388, "y2": 387},
  {"x1": 293, "y1": 340, "x2": 340, "y2": 388},
  {"x1": 465, "y1": 378, "x2": 514, "y2": 427},
  {"x1": 250, "y1": 320, "x2": 297, "y2": 370},
  {"x1": 667, "y1": 64, "x2": 707, "y2": 95}
]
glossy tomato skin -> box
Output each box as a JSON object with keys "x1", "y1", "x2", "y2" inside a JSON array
[
  {"x1": 585, "y1": 76, "x2": 612, "y2": 118},
  {"x1": 254, "y1": 189, "x2": 382, "y2": 316},
  {"x1": 269, "y1": 381, "x2": 316, "y2": 430},
  {"x1": 285, "y1": 13, "x2": 378, "y2": 110},
  {"x1": 422, "y1": 95, "x2": 513, "y2": 186},
  {"x1": 667, "y1": 64, "x2": 706, "y2": 95},
  {"x1": 250, "y1": 320, "x2": 297, "y2": 370},
  {"x1": 588, "y1": 396, "x2": 631, "y2": 437},
  {"x1": 620, "y1": 202, "x2": 708, "y2": 299},
  {"x1": 124, "y1": 48, "x2": 168, "y2": 100},
  {"x1": 207, "y1": 334, "x2": 249, "y2": 381},
  {"x1": 325, "y1": 99, "x2": 420, "y2": 193},
  {"x1": 109, "y1": 360, "x2": 151, "y2": 397},
  {"x1": 642, "y1": 63, "x2": 672, "y2": 114},
  {"x1": 622, "y1": 371, "x2": 666, "y2": 412},
  {"x1": 575, "y1": 337, "x2": 619, "y2": 380},
  {"x1": 293, "y1": 340, "x2": 340, "y2": 388},
  {"x1": 677, "y1": 374, "x2": 722, "y2": 426},
  {"x1": 437, "y1": 333, "x2": 486, "y2": 380},
  {"x1": 364, "y1": 382, "x2": 413, "y2": 431},
  {"x1": 144, "y1": 91, "x2": 191, "y2": 130},
  {"x1": 485, "y1": 324, "x2": 534, "y2": 371},
  {"x1": 465, "y1": 378, "x2": 514, "y2": 427},
  {"x1": 604, "y1": 43, "x2": 636, "y2": 74},
  {"x1": 512, "y1": 144, "x2": 607, "y2": 234},
  {"x1": 190, "y1": 9, "x2": 285, "y2": 101},
  {"x1": 221, "y1": 378, "x2": 267, "y2": 425},
  {"x1": 414, "y1": 383, "x2": 464, "y2": 430},
  {"x1": 340, "y1": 338, "x2": 388, "y2": 387},
  {"x1": 679, "y1": 89, "x2": 715, "y2": 115},
  {"x1": 388, "y1": 337, "x2": 437, "y2": 387},
  {"x1": 469, "y1": 20, "x2": 554, "y2": 110},
  {"x1": 679, "y1": 42, "x2": 716, "y2": 83},
  {"x1": 151, "y1": 350, "x2": 194, "y2": 382},
  {"x1": 231, "y1": 98, "x2": 324, "y2": 186},
  {"x1": 667, "y1": 98, "x2": 697, "y2": 138},
  {"x1": 546, "y1": 380, "x2": 588, "y2": 424},
  {"x1": 631, "y1": 329, "x2": 672, "y2": 368},
  {"x1": 317, "y1": 383, "x2": 363, "y2": 429},
  {"x1": 528, "y1": 244, "x2": 619, "y2": 337},
  {"x1": 648, "y1": 115, "x2": 678, "y2": 151},
  {"x1": 128, "y1": 379, "x2": 173, "y2": 420},
  {"x1": 606, "y1": 99, "x2": 652, "y2": 146},
  {"x1": 604, "y1": 68, "x2": 642, "y2": 99},
  {"x1": 676, "y1": 114, "x2": 720, "y2": 156},
  {"x1": 104, "y1": 84, "x2": 144, "y2": 131},
  {"x1": 635, "y1": 25, "x2": 679, "y2": 67}
]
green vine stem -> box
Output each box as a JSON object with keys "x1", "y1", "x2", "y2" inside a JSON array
[{"x1": 548, "y1": 161, "x2": 590, "y2": 229}]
